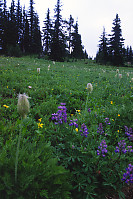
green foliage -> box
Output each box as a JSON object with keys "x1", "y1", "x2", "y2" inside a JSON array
[
  {"x1": 7, "y1": 45, "x2": 22, "y2": 57},
  {"x1": 0, "y1": 128, "x2": 71, "y2": 198},
  {"x1": 0, "y1": 56, "x2": 133, "y2": 198}
]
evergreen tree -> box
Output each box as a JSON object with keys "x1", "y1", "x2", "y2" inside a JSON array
[
  {"x1": 129, "y1": 46, "x2": 133, "y2": 63},
  {"x1": 1, "y1": 0, "x2": 8, "y2": 53},
  {"x1": 66, "y1": 14, "x2": 74, "y2": 55},
  {"x1": 109, "y1": 14, "x2": 124, "y2": 65},
  {"x1": 96, "y1": 27, "x2": 108, "y2": 64},
  {"x1": 50, "y1": 0, "x2": 66, "y2": 61},
  {"x1": 71, "y1": 21, "x2": 84, "y2": 59},
  {"x1": 32, "y1": 12, "x2": 42, "y2": 54},
  {"x1": 7, "y1": 0, "x2": 18, "y2": 48},
  {"x1": 0, "y1": 0, "x2": 3, "y2": 52},
  {"x1": 21, "y1": 7, "x2": 30, "y2": 54},
  {"x1": 42, "y1": 8, "x2": 52, "y2": 55},
  {"x1": 16, "y1": 0, "x2": 22, "y2": 44},
  {"x1": 28, "y1": 0, "x2": 34, "y2": 52}
]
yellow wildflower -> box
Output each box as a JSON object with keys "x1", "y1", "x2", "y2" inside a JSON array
[
  {"x1": 117, "y1": 130, "x2": 119, "y2": 133},
  {"x1": 118, "y1": 114, "x2": 120, "y2": 117},
  {"x1": 38, "y1": 118, "x2": 42, "y2": 122},
  {"x1": 7, "y1": 86, "x2": 8, "y2": 88},
  {"x1": 110, "y1": 101, "x2": 113, "y2": 104},
  {"x1": 3, "y1": 105, "x2": 9, "y2": 108},
  {"x1": 75, "y1": 128, "x2": 78, "y2": 132},
  {"x1": 37, "y1": 123, "x2": 44, "y2": 128},
  {"x1": 76, "y1": 110, "x2": 81, "y2": 113}
]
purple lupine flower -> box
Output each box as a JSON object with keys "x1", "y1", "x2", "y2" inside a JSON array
[
  {"x1": 97, "y1": 140, "x2": 108, "y2": 157},
  {"x1": 97, "y1": 123, "x2": 104, "y2": 134},
  {"x1": 122, "y1": 164, "x2": 133, "y2": 184},
  {"x1": 51, "y1": 103, "x2": 67, "y2": 124},
  {"x1": 125, "y1": 126, "x2": 133, "y2": 141},
  {"x1": 80, "y1": 123, "x2": 89, "y2": 137},
  {"x1": 115, "y1": 140, "x2": 127, "y2": 154},
  {"x1": 69, "y1": 119, "x2": 78, "y2": 128},
  {"x1": 127, "y1": 146, "x2": 133, "y2": 153},
  {"x1": 88, "y1": 108, "x2": 91, "y2": 113},
  {"x1": 105, "y1": 118, "x2": 111, "y2": 125}
]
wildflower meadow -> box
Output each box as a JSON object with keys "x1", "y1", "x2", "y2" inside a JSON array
[{"x1": 0, "y1": 56, "x2": 133, "y2": 199}]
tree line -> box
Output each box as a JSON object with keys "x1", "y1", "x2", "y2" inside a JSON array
[
  {"x1": 0, "y1": 0, "x2": 88, "y2": 61},
  {"x1": 96, "y1": 14, "x2": 133, "y2": 66}
]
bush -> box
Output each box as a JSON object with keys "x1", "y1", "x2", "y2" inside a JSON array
[{"x1": 7, "y1": 45, "x2": 22, "y2": 57}]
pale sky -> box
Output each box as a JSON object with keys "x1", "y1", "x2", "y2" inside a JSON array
[{"x1": 7, "y1": 0, "x2": 133, "y2": 58}]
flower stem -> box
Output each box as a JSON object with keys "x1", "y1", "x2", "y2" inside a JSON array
[
  {"x1": 15, "y1": 118, "x2": 22, "y2": 183},
  {"x1": 84, "y1": 92, "x2": 89, "y2": 116}
]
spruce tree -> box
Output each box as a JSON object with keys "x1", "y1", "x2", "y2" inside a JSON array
[
  {"x1": 16, "y1": 0, "x2": 22, "y2": 44},
  {"x1": 96, "y1": 27, "x2": 108, "y2": 64},
  {"x1": 109, "y1": 14, "x2": 125, "y2": 65},
  {"x1": 0, "y1": 0, "x2": 3, "y2": 52},
  {"x1": 50, "y1": 0, "x2": 66, "y2": 61},
  {"x1": 32, "y1": 12, "x2": 42, "y2": 54},
  {"x1": 71, "y1": 21, "x2": 84, "y2": 59},
  {"x1": 67, "y1": 14, "x2": 74, "y2": 56},
  {"x1": 22, "y1": 8, "x2": 30, "y2": 54},
  {"x1": 7, "y1": 0, "x2": 18, "y2": 48},
  {"x1": 42, "y1": 8, "x2": 52, "y2": 55}
]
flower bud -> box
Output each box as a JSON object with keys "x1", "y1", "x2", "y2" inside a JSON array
[
  {"x1": 87, "y1": 83, "x2": 93, "y2": 93},
  {"x1": 17, "y1": 94, "x2": 30, "y2": 119}
]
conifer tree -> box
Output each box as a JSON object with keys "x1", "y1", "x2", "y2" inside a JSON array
[
  {"x1": 42, "y1": 8, "x2": 52, "y2": 55},
  {"x1": 0, "y1": 0, "x2": 3, "y2": 52},
  {"x1": 50, "y1": 0, "x2": 66, "y2": 61},
  {"x1": 109, "y1": 14, "x2": 124, "y2": 65},
  {"x1": 21, "y1": 7, "x2": 30, "y2": 53},
  {"x1": 32, "y1": 12, "x2": 42, "y2": 54},
  {"x1": 71, "y1": 21, "x2": 84, "y2": 59},
  {"x1": 16, "y1": 0, "x2": 22, "y2": 44},
  {"x1": 2, "y1": 0, "x2": 8, "y2": 53},
  {"x1": 67, "y1": 14, "x2": 74, "y2": 55},
  {"x1": 96, "y1": 27, "x2": 108, "y2": 64},
  {"x1": 7, "y1": 0, "x2": 18, "y2": 48}
]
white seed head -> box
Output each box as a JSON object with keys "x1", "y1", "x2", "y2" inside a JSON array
[
  {"x1": 131, "y1": 78, "x2": 133, "y2": 82},
  {"x1": 87, "y1": 83, "x2": 93, "y2": 93},
  {"x1": 17, "y1": 94, "x2": 30, "y2": 119},
  {"x1": 37, "y1": 68, "x2": 40, "y2": 73},
  {"x1": 116, "y1": 69, "x2": 119, "y2": 73},
  {"x1": 127, "y1": 73, "x2": 129, "y2": 77}
]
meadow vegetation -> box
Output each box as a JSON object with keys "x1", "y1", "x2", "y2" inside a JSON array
[{"x1": 0, "y1": 56, "x2": 133, "y2": 198}]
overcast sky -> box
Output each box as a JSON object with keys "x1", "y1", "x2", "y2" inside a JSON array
[{"x1": 7, "y1": 0, "x2": 133, "y2": 58}]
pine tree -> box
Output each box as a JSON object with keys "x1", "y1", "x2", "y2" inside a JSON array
[
  {"x1": 129, "y1": 46, "x2": 133, "y2": 63},
  {"x1": 109, "y1": 14, "x2": 124, "y2": 65},
  {"x1": 96, "y1": 27, "x2": 108, "y2": 64},
  {"x1": 71, "y1": 21, "x2": 84, "y2": 59},
  {"x1": 28, "y1": 0, "x2": 34, "y2": 52},
  {"x1": 9, "y1": 0, "x2": 18, "y2": 46},
  {"x1": 42, "y1": 8, "x2": 52, "y2": 55},
  {"x1": 21, "y1": 7, "x2": 30, "y2": 54},
  {"x1": 66, "y1": 14, "x2": 74, "y2": 55},
  {"x1": 50, "y1": 0, "x2": 66, "y2": 61},
  {"x1": 1, "y1": 0, "x2": 8, "y2": 53},
  {"x1": 32, "y1": 12, "x2": 42, "y2": 54},
  {"x1": 0, "y1": 0, "x2": 3, "y2": 52},
  {"x1": 16, "y1": 0, "x2": 22, "y2": 44}
]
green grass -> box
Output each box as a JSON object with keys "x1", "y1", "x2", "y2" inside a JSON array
[{"x1": 0, "y1": 55, "x2": 133, "y2": 198}]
